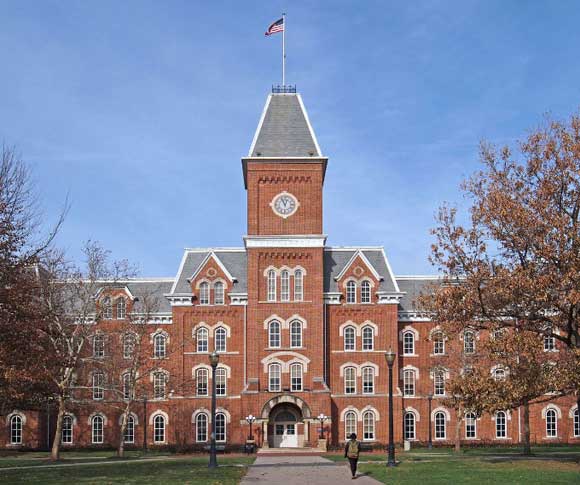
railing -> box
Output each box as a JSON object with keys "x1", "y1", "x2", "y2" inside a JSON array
[{"x1": 272, "y1": 84, "x2": 297, "y2": 94}]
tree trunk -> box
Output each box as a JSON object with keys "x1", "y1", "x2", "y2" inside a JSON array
[
  {"x1": 522, "y1": 401, "x2": 531, "y2": 456},
  {"x1": 117, "y1": 404, "x2": 131, "y2": 458},
  {"x1": 454, "y1": 414, "x2": 462, "y2": 453},
  {"x1": 50, "y1": 395, "x2": 65, "y2": 461}
]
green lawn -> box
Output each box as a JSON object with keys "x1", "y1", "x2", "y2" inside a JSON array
[{"x1": 0, "y1": 455, "x2": 254, "y2": 484}]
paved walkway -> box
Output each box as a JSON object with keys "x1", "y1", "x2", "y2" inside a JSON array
[{"x1": 241, "y1": 455, "x2": 382, "y2": 484}]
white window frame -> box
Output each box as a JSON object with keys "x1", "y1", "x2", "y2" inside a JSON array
[
  {"x1": 102, "y1": 297, "x2": 112, "y2": 320},
  {"x1": 465, "y1": 412, "x2": 477, "y2": 439},
  {"x1": 216, "y1": 367, "x2": 227, "y2": 396},
  {"x1": 434, "y1": 411, "x2": 446, "y2": 440},
  {"x1": 434, "y1": 369, "x2": 445, "y2": 396},
  {"x1": 269, "y1": 363, "x2": 281, "y2": 392},
  {"x1": 122, "y1": 372, "x2": 133, "y2": 400},
  {"x1": 404, "y1": 412, "x2": 416, "y2": 440},
  {"x1": 197, "y1": 327, "x2": 208, "y2": 353},
  {"x1": 403, "y1": 369, "x2": 415, "y2": 397},
  {"x1": 464, "y1": 330, "x2": 475, "y2": 354},
  {"x1": 215, "y1": 327, "x2": 227, "y2": 353},
  {"x1": 214, "y1": 281, "x2": 225, "y2": 305},
  {"x1": 574, "y1": 408, "x2": 579, "y2": 437},
  {"x1": 269, "y1": 321, "x2": 281, "y2": 348},
  {"x1": 92, "y1": 372, "x2": 105, "y2": 400},
  {"x1": 345, "y1": 411, "x2": 357, "y2": 440},
  {"x1": 294, "y1": 269, "x2": 303, "y2": 301},
  {"x1": 10, "y1": 415, "x2": 23, "y2": 445},
  {"x1": 124, "y1": 415, "x2": 135, "y2": 444},
  {"x1": 153, "y1": 415, "x2": 165, "y2": 443},
  {"x1": 346, "y1": 281, "x2": 357, "y2": 304},
  {"x1": 196, "y1": 368, "x2": 208, "y2": 396},
  {"x1": 344, "y1": 366, "x2": 356, "y2": 395},
  {"x1": 91, "y1": 415, "x2": 104, "y2": 444},
  {"x1": 215, "y1": 412, "x2": 227, "y2": 442},
  {"x1": 403, "y1": 331, "x2": 415, "y2": 355},
  {"x1": 361, "y1": 280, "x2": 371, "y2": 303},
  {"x1": 344, "y1": 326, "x2": 356, "y2": 351},
  {"x1": 362, "y1": 366, "x2": 375, "y2": 395},
  {"x1": 199, "y1": 282, "x2": 210, "y2": 305},
  {"x1": 153, "y1": 372, "x2": 167, "y2": 399},
  {"x1": 196, "y1": 413, "x2": 208, "y2": 442},
  {"x1": 546, "y1": 409, "x2": 557, "y2": 438},
  {"x1": 61, "y1": 415, "x2": 73, "y2": 444},
  {"x1": 290, "y1": 320, "x2": 302, "y2": 348},
  {"x1": 495, "y1": 411, "x2": 507, "y2": 438},
  {"x1": 280, "y1": 270, "x2": 290, "y2": 302},
  {"x1": 267, "y1": 270, "x2": 276, "y2": 302},
  {"x1": 362, "y1": 410, "x2": 375, "y2": 441},
  {"x1": 154, "y1": 333, "x2": 167, "y2": 359},
  {"x1": 290, "y1": 363, "x2": 303, "y2": 392},
  {"x1": 116, "y1": 297, "x2": 126, "y2": 319},
  {"x1": 362, "y1": 325, "x2": 374, "y2": 351},
  {"x1": 433, "y1": 332, "x2": 445, "y2": 355},
  {"x1": 123, "y1": 333, "x2": 135, "y2": 359},
  {"x1": 543, "y1": 335, "x2": 556, "y2": 352},
  {"x1": 93, "y1": 334, "x2": 105, "y2": 358}
]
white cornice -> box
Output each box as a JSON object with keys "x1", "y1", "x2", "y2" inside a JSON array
[
  {"x1": 244, "y1": 235, "x2": 327, "y2": 249},
  {"x1": 377, "y1": 292, "x2": 405, "y2": 304}
]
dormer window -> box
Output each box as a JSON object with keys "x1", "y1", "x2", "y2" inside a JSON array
[
  {"x1": 214, "y1": 281, "x2": 225, "y2": 305},
  {"x1": 361, "y1": 280, "x2": 371, "y2": 303},
  {"x1": 346, "y1": 281, "x2": 357, "y2": 304},
  {"x1": 199, "y1": 282, "x2": 209, "y2": 305},
  {"x1": 102, "y1": 297, "x2": 112, "y2": 320},
  {"x1": 116, "y1": 298, "x2": 126, "y2": 320}
]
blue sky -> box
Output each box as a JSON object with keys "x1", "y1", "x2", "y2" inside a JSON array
[{"x1": 2, "y1": 1, "x2": 579, "y2": 277}]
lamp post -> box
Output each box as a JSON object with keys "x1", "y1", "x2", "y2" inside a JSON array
[
  {"x1": 142, "y1": 395, "x2": 148, "y2": 452},
  {"x1": 385, "y1": 348, "x2": 397, "y2": 467},
  {"x1": 208, "y1": 351, "x2": 220, "y2": 469},
  {"x1": 246, "y1": 414, "x2": 256, "y2": 440},
  {"x1": 427, "y1": 393, "x2": 433, "y2": 450},
  {"x1": 317, "y1": 413, "x2": 328, "y2": 440}
]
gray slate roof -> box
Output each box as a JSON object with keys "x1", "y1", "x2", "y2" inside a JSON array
[
  {"x1": 249, "y1": 94, "x2": 321, "y2": 157},
  {"x1": 125, "y1": 280, "x2": 174, "y2": 313},
  {"x1": 395, "y1": 277, "x2": 440, "y2": 313}
]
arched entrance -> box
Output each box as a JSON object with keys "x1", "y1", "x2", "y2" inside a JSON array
[{"x1": 270, "y1": 403, "x2": 301, "y2": 448}]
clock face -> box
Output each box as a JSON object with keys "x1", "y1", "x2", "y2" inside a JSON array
[{"x1": 270, "y1": 192, "x2": 299, "y2": 218}]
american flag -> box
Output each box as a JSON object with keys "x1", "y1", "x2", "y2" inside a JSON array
[{"x1": 265, "y1": 18, "x2": 284, "y2": 36}]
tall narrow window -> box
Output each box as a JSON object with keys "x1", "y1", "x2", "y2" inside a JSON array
[
  {"x1": 269, "y1": 363, "x2": 281, "y2": 392},
  {"x1": 93, "y1": 372, "x2": 105, "y2": 400},
  {"x1": 290, "y1": 363, "x2": 303, "y2": 392},
  {"x1": 122, "y1": 372, "x2": 133, "y2": 400},
  {"x1": 404, "y1": 412, "x2": 416, "y2": 440},
  {"x1": 62, "y1": 415, "x2": 73, "y2": 444},
  {"x1": 215, "y1": 327, "x2": 227, "y2": 353},
  {"x1": 294, "y1": 269, "x2": 303, "y2": 301},
  {"x1": 215, "y1": 413, "x2": 226, "y2": 442},
  {"x1": 154, "y1": 333, "x2": 167, "y2": 359},
  {"x1": 92, "y1": 415, "x2": 104, "y2": 444},
  {"x1": 361, "y1": 280, "x2": 371, "y2": 303},
  {"x1": 196, "y1": 368, "x2": 208, "y2": 396},
  {"x1": 102, "y1": 297, "x2": 112, "y2": 320},
  {"x1": 216, "y1": 368, "x2": 227, "y2": 396},
  {"x1": 362, "y1": 325, "x2": 374, "y2": 350},
  {"x1": 196, "y1": 413, "x2": 208, "y2": 442},
  {"x1": 93, "y1": 334, "x2": 105, "y2": 358},
  {"x1": 344, "y1": 367, "x2": 356, "y2": 394},
  {"x1": 123, "y1": 333, "x2": 135, "y2": 359},
  {"x1": 346, "y1": 281, "x2": 357, "y2": 304},
  {"x1": 290, "y1": 321, "x2": 302, "y2": 348},
  {"x1": 153, "y1": 415, "x2": 165, "y2": 443},
  {"x1": 10, "y1": 415, "x2": 22, "y2": 445},
  {"x1": 434, "y1": 369, "x2": 445, "y2": 396},
  {"x1": 465, "y1": 412, "x2": 477, "y2": 439},
  {"x1": 403, "y1": 331, "x2": 415, "y2": 355},
  {"x1": 543, "y1": 335, "x2": 556, "y2": 352},
  {"x1": 281, "y1": 270, "x2": 290, "y2": 302},
  {"x1": 464, "y1": 330, "x2": 475, "y2": 354},
  {"x1": 362, "y1": 366, "x2": 375, "y2": 394},
  {"x1": 199, "y1": 282, "x2": 209, "y2": 305},
  {"x1": 403, "y1": 369, "x2": 415, "y2": 397},
  {"x1": 433, "y1": 332, "x2": 445, "y2": 355},
  {"x1": 345, "y1": 411, "x2": 357, "y2": 440},
  {"x1": 362, "y1": 411, "x2": 375, "y2": 441},
  {"x1": 269, "y1": 321, "x2": 281, "y2": 348},
  {"x1": 116, "y1": 298, "x2": 126, "y2": 319},
  {"x1": 153, "y1": 372, "x2": 166, "y2": 399},
  {"x1": 197, "y1": 328, "x2": 208, "y2": 353},
  {"x1": 344, "y1": 326, "x2": 356, "y2": 351},
  {"x1": 495, "y1": 411, "x2": 507, "y2": 438},
  {"x1": 574, "y1": 408, "x2": 579, "y2": 437},
  {"x1": 214, "y1": 281, "x2": 225, "y2": 305},
  {"x1": 267, "y1": 270, "x2": 276, "y2": 302},
  {"x1": 124, "y1": 415, "x2": 135, "y2": 443},
  {"x1": 546, "y1": 409, "x2": 557, "y2": 438},
  {"x1": 434, "y1": 412, "x2": 446, "y2": 439}
]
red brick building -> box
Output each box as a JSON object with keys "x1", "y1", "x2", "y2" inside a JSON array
[{"x1": 3, "y1": 90, "x2": 579, "y2": 450}]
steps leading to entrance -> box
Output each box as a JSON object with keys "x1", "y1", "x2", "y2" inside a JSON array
[{"x1": 257, "y1": 447, "x2": 326, "y2": 456}]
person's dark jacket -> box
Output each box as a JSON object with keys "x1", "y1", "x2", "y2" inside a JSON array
[{"x1": 344, "y1": 439, "x2": 361, "y2": 459}]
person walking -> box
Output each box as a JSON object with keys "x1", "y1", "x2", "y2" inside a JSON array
[{"x1": 344, "y1": 433, "x2": 361, "y2": 479}]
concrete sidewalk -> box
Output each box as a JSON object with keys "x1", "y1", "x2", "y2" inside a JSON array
[{"x1": 241, "y1": 455, "x2": 381, "y2": 484}]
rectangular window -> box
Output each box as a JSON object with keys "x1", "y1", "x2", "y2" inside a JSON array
[
  {"x1": 92, "y1": 417, "x2": 104, "y2": 444},
  {"x1": 61, "y1": 416, "x2": 73, "y2": 444},
  {"x1": 269, "y1": 364, "x2": 281, "y2": 392},
  {"x1": 290, "y1": 364, "x2": 303, "y2": 392},
  {"x1": 543, "y1": 335, "x2": 555, "y2": 352},
  {"x1": 281, "y1": 271, "x2": 290, "y2": 302},
  {"x1": 403, "y1": 370, "x2": 415, "y2": 397},
  {"x1": 465, "y1": 414, "x2": 476, "y2": 439},
  {"x1": 124, "y1": 417, "x2": 135, "y2": 443},
  {"x1": 403, "y1": 332, "x2": 415, "y2": 355},
  {"x1": 496, "y1": 413, "x2": 506, "y2": 438},
  {"x1": 93, "y1": 373, "x2": 104, "y2": 400},
  {"x1": 434, "y1": 371, "x2": 445, "y2": 396},
  {"x1": 294, "y1": 270, "x2": 303, "y2": 301},
  {"x1": 434, "y1": 414, "x2": 446, "y2": 439},
  {"x1": 216, "y1": 368, "x2": 227, "y2": 396},
  {"x1": 267, "y1": 271, "x2": 276, "y2": 302},
  {"x1": 196, "y1": 369, "x2": 208, "y2": 396},
  {"x1": 196, "y1": 415, "x2": 208, "y2": 442},
  {"x1": 215, "y1": 414, "x2": 226, "y2": 442},
  {"x1": 123, "y1": 334, "x2": 135, "y2": 359},
  {"x1": 123, "y1": 373, "x2": 133, "y2": 400},
  {"x1": 363, "y1": 412, "x2": 375, "y2": 441},
  {"x1": 154, "y1": 373, "x2": 166, "y2": 399},
  {"x1": 344, "y1": 367, "x2": 356, "y2": 394},
  {"x1": 344, "y1": 327, "x2": 355, "y2": 351},
  {"x1": 362, "y1": 367, "x2": 374, "y2": 394},
  {"x1": 574, "y1": 410, "x2": 579, "y2": 437}
]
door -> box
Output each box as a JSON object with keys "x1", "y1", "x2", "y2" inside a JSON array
[{"x1": 273, "y1": 423, "x2": 298, "y2": 447}]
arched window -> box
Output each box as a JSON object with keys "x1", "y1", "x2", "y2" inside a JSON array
[
  {"x1": 434, "y1": 411, "x2": 446, "y2": 439},
  {"x1": 197, "y1": 327, "x2": 208, "y2": 353},
  {"x1": 344, "y1": 366, "x2": 356, "y2": 394},
  {"x1": 403, "y1": 369, "x2": 415, "y2": 397},
  {"x1": 124, "y1": 415, "x2": 135, "y2": 444},
  {"x1": 404, "y1": 412, "x2": 416, "y2": 440},
  {"x1": 214, "y1": 281, "x2": 225, "y2": 305},
  {"x1": 434, "y1": 369, "x2": 445, "y2": 396},
  {"x1": 196, "y1": 413, "x2": 208, "y2": 442},
  {"x1": 122, "y1": 372, "x2": 133, "y2": 400},
  {"x1": 269, "y1": 321, "x2": 281, "y2": 348},
  {"x1": 362, "y1": 325, "x2": 374, "y2": 350},
  {"x1": 344, "y1": 326, "x2": 356, "y2": 351},
  {"x1": 216, "y1": 368, "x2": 227, "y2": 396},
  {"x1": 346, "y1": 281, "x2": 357, "y2": 304},
  {"x1": 543, "y1": 334, "x2": 556, "y2": 352},
  {"x1": 153, "y1": 415, "x2": 165, "y2": 443},
  {"x1": 215, "y1": 412, "x2": 227, "y2": 442},
  {"x1": 93, "y1": 334, "x2": 105, "y2": 358},
  {"x1": 290, "y1": 363, "x2": 303, "y2": 392},
  {"x1": 546, "y1": 409, "x2": 557, "y2": 438},
  {"x1": 345, "y1": 411, "x2": 357, "y2": 439},
  {"x1": 361, "y1": 280, "x2": 371, "y2": 303},
  {"x1": 116, "y1": 298, "x2": 126, "y2": 319},
  {"x1": 199, "y1": 282, "x2": 209, "y2": 305},
  {"x1": 92, "y1": 372, "x2": 105, "y2": 400},
  {"x1": 10, "y1": 415, "x2": 22, "y2": 445},
  {"x1": 433, "y1": 332, "x2": 445, "y2": 355},
  {"x1": 290, "y1": 320, "x2": 302, "y2": 348},
  {"x1": 294, "y1": 269, "x2": 303, "y2": 301},
  {"x1": 196, "y1": 368, "x2": 208, "y2": 396},
  {"x1": 464, "y1": 330, "x2": 475, "y2": 354},
  {"x1": 465, "y1": 412, "x2": 477, "y2": 439},
  {"x1": 403, "y1": 331, "x2": 415, "y2": 355},
  {"x1": 574, "y1": 408, "x2": 579, "y2": 437},
  {"x1": 269, "y1": 363, "x2": 281, "y2": 392},
  {"x1": 62, "y1": 415, "x2": 73, "y2": 444},
  {"x1": 154, "y1": 333, "x2": 167, "y2": 359},
  {"x1": 495, "y1": 411, "x2": 507, "y2": 438},
  {"x1": 123, "y1": 333, "x2": 135, "y2": 359},
  {"x1": 102, "y1": 297, "x2": 112, "y2": 320},
  {"x1": 153, "y1": 372, "x2": 167, "y2": 399},
  {"x1": 215, "y1": 327, "x2": 227, "y2": 353},
  {"x1": 362, "y1": 366, "x2": 375, "y2": 394},
  {"x1": 92, "y1": 415, "x2": 104, "y2": 444},
  {"x1": 267, "y1": 270, "x2": 276, "y2": 302},
  {"x1": 281, "y1": 270, "x2": 290, "y2": 302},
  {"x1": 362, "y1": 411, "x2": 375, "y2": 441}
]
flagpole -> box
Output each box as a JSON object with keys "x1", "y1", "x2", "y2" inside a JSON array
[{"x1": 282, "y1": 13, "x2": 286, "y2": 86}]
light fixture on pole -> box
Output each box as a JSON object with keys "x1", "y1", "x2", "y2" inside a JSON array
[
  {"x1": 385, "y1": 348, "x2": 397, "y2": 467},
  {"x1": 208, "y1": 351, "x2": 220, "y2": 469},
  {"x1": 317, "y1": 413, "x2": 328, "y2": 440},
  {"x1": 245, "y1": 414, "x2": 256, "y2": 440}
]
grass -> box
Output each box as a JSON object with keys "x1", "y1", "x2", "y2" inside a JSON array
[{"x1": 0, "y1": 454, "x2": 254, "y2": 484}]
